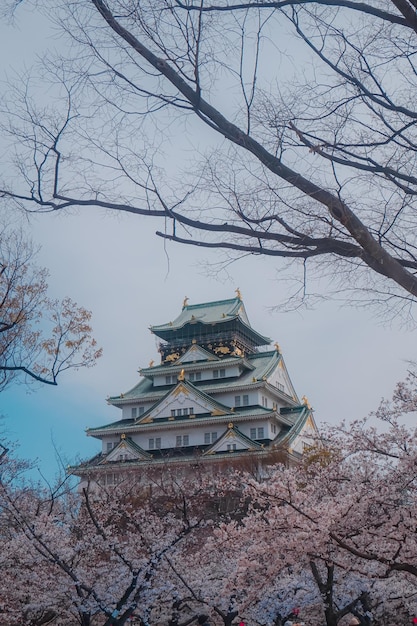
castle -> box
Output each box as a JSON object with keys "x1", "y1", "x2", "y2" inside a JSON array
[{"x1": 72, "y1": 294, "x2": 317, "y2": 485}]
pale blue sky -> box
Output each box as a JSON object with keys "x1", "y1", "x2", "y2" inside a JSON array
[{"x1": 0, "y1": 4, "x2": 414, "y2": 483}]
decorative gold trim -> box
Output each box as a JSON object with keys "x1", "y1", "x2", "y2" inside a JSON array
[
  {"x1": 214, "y1": 346, "x2": 231, "y2": 355},
  {"x1": 302, "y1": 395, "x2": 312, "y2": 409},
  {"x1": 173, "y1": 383, "x2": 189, "y2": 397}
]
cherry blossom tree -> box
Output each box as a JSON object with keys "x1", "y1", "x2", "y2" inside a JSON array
[
  {"x1": 0, "y1": 464, "x2": 225, "y2": 626},
  {"x1": 0, "y1": 227, "x2": 102, "y2": 390},
  {"x1": 213, "y1": 371, "x2": 417, "y2": 624},
  {"x1": 3, "y1": 373, "x2": 417, "y2": 625}
]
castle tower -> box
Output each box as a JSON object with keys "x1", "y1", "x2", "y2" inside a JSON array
[{"x1": 72, "y1": 295, "x2": 317, "y2": 485}]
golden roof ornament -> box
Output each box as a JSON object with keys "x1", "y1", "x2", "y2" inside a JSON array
[
  {"x1": 302, "y1": 395, "x2": 312, "y2": 409},
  {"x1": 235, "y1": 287, "x2": 242, "y2": 300},
  {"x1": 183, "y1": 296, "x2": 189, "y2": 308},
  {"x1": 178, "y1": 369, "x2": 185, "y2": 381},
  {"x1": 274, "y1": 342, "x2": 281, "y2": 352},
  {"x1": 149, "y1": 360, "x2": 154, "y2": 367}
]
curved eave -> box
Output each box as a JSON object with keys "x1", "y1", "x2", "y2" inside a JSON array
[
  {"x1": 70, "y1": 445, "x2": 288, "y2": 476},
  {"x1": 151, "y1": 316, "x2": 270, "y2": 346},
  {"x1": 86, "y1": 408, "x2": 277, "y2": 439},
  {"x1": 107, "y1": 377, "x2": 152, "y2": 406},
  {"x1": 151, "y1": 297, "x2": 243, "y2": 333},
  {"x1": 275, "y1": 406, "x2": 315, "y2": 447},
  {"x1": 250, "y1": 350, "x2": 280, "y2": 381},
  {"x1": 140, "y1": 355, "x2": 255, "y2": 377},
  {"x1": 108, "y1": 377, "x2": 277, "y2": 408}
]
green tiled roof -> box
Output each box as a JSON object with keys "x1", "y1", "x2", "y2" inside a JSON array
[
  {"x1": 150, "y1": 297, "x2": 270, "y2": 345},
  {"x1": 139, "y1": 354, "x2": 254, "y2": 377},
  {"x1": 109, "y1": 350, "x2": 288, "y2": 405},
  {"x1": 278, "y1": 405, "x2": 313, "y2": 446},
  {"x1": 152, "y1": 298, "x2": 245, "y2": 330},
  {"x1": 86, "y1": 405, "x2": 276, "y2": 437}
]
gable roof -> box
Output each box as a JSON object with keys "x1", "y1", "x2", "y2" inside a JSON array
[
  {"x1": 136, "y1": 379, "x2": 232, "y2": 424},
  {"x1": 203, "y1": 423, "x2": 264, "y2": 455},
  {"x1": 175, "y1": 344, "x2": 220, "y2": 364},
  {"x1": 101, "y1": 436, "x2": 153, "y2": 463}
]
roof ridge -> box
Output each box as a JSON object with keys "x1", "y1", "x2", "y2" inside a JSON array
[{"x1": 184, "y1": 298, "x2": 239, "y2": 310}]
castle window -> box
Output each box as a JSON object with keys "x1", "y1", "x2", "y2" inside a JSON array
[
  {"x1": 176, "y1": 435, "x2": 189, "y2": 447},
  {"x1": 262, "y1": 396, "x2": 268, "y2": 407},
  {"x1": 277, "y1": 382, "x2": 284, "y2": 392},
  {"x1": 104, "y1": 473, "x2": 119, "y2": 486},
  {"x1": 204, "y1": 432, "x2": 218, "y2": 444},
  {"x1": 189, "y1": 372, "x2": 201, "y2": 382},
  {"x1": 149, "y1": 438, "x2": 161, "y2": 450},
  {"x1": 227, "y1": 444, "x2": 236, "y2": 451},
  {"x1": 213, "y1": 368, "x2": 226, "y2": 379},
  {"x1": 131, "y1": 407, "x2": 138, "y2": 418},
  {"x1": 171, "y1": 409, "x2": 176, "y2": 417},
  {"x1": 250, "y1": 427, "x2": 265, "y2": 439},
  {"x1": 235, "y1": 395, "x2": 249, "y2": 407},
  {"x1": 139, "y1": 406, "x2": 145, "y2": 416},
  {"x1": 106, "y1": 442, "x2": 114, "y2": 452}
]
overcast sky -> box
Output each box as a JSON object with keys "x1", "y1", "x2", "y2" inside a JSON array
[{"x1": 0, "y1": 4, "x2": 414, "y2": 483}]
